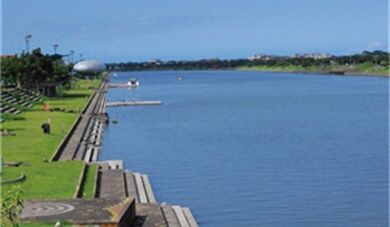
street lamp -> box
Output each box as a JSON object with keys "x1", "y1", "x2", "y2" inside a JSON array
[
  {"x1": 53, "y1": 44, "x2": 59, "y2": 54},
  {"x1": 70, "y1": 50, "x2": 75, "y2": 63},
  {"x1": 24, "y1": 34, "x2": 32, "y2": 53}
]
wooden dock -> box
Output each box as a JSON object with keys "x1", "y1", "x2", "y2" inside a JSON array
[
  {"x1": 108, "y1": 84, "x2": 138, "y2": 88},
  {"x1": 106, "y1": 100, "x2": 162, "y2": 107}
]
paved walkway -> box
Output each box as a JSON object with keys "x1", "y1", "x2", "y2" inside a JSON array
[
  {"x1": 97, "y1": 169, "x2": 126, "y2": 199},
  {"x1": 20, "y1": 198, "x2": 135, "y2": 226},
  {"x1": 54, "y1": 77, "x2": 109, "y2": 161}
]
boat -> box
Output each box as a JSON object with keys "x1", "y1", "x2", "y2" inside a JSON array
[
  {"x1": 127, "y1": 78, "x2": 139, "y2": 87},
  {"x1": 108, "y1": 78, "x2": 139, "y2": 88}
]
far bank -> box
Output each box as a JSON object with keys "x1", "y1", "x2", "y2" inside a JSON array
[{"x1": 237, "y1": 64, "x2": 389, "y2": 77}]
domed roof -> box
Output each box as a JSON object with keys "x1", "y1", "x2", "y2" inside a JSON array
[{"x1": 73, "y1": 60, "x2": 106, "y2": 75}]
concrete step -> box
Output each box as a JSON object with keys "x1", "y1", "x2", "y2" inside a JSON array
[
  {"x1": 96, "y1": 160, "x2": 123, "y2": 170},
  {"x1": 97, "y1": 169, "x2": 126, "y2": 199},
  {"x1": 124, "y1": 170, "x2": 139, "y2": 202},
  {"x1": 133, "y1": 172, "x2": 156, "y2": 203},
  {"x1": 161, "y1": 204, "x2": 181, "y2": 227},
  {"x1": 172, "y1": 205, "x2": 199, "y2": 227},
  {"x1": 134, "y1": 203, "x2": 167, "y2": 227}
]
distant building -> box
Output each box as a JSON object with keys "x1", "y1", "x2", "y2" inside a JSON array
[
  {"x1": 293, "y1": 53, "x2": 332, "y2": 59},
  {"x1": 19, "y1": 80, "x2": 62, "y2": 97},
  {"x1": 249, "y1": 52, "x2": 332, "y2": 61},
  {"x1": 1, "y1": 54, "x2": 17, "y2": 59},
  {"x1": 208, "y1": 58, "x2": 220, "y2": 61},
  {"x1": 148, "y1": 59, "x2": 162, "y2": 65},
  {"x1": 248, "y1": 53, "x2": 289, "y2": 61}
]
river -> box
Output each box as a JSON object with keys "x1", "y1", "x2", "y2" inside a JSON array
[{"x1": 100, "y1": 70, "x2": 388, "y2": 227}]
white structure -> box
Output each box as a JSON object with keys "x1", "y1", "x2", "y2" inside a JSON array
[
  {"x1": 73, "y1": 60, "x2": 106, "y2": 75},
  {"x1": 293, "y1": 53, "x2": 332, "y2": 59}
]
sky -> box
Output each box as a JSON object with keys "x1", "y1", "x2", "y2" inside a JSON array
[{"x1": 2, "y1": 0, "x2": 388, "y2": 63}]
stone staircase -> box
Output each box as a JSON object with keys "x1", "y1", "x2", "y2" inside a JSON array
[{"x1": 93, "y1": 160, "x2": 199, "y2": 227}]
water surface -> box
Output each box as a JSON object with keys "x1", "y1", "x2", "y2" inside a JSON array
[{"x1": 100, "y1": 71, "x2": 388, "y2": 227}]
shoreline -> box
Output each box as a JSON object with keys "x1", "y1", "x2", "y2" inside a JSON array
[
  {"x1": 41, "y1": 74, "x2": 199, "y2": 227},
  {"x1": 236, "y1": 68, "x2": 389, "y2": 77},
  {"x1": 111, "y1": 68, "x2": 389, "y2": 77}
]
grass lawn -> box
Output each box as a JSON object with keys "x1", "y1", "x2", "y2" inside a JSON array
[
  {"x1": 79, "y1": 164, "x2": 97, "y2": 198},
  {"x1": 1, "y1": 78, "x2": 101, "y2": 199},
  {"x1": 2, "y1": 161, "x2": 84, "y2": 198}
]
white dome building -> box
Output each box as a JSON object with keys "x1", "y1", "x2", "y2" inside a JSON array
[{"x1": 73, "y1": 60, "x2": 106, "y2": 75}]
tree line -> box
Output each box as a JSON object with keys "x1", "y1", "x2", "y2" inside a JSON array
[
  {"x1": 107, "y1": 50, "x2": 389, "y2": 71},
  {"x1": 2, "y1": 49, "x2": 388, "y2": 91},
  {"x1": 1, "y1": 48, "x2": 74, "y2": 93}
]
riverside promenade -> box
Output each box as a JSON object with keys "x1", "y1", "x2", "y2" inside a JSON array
[{"x1": 23, "y1": 75, "x2": 199, "y2": 227}]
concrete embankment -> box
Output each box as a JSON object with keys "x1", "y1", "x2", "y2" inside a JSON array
[
  {"x1": 51, "y1": 77, "x2": 109, "y2": 162},
  {"x1": 51, "y1": 75, "x2": 199, "y2": 227}
]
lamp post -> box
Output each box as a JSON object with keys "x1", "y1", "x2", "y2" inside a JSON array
[
  {"x1": 24, "y1": 34, "x2": 32, "y2": 53},
  {"x1": 53, "y1": 44, "x2": 59, "y2": 54},
  {"x1": 70, "y1": 50, "x2": 75, "y2": 63}
]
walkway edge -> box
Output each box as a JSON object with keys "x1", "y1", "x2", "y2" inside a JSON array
[{"x1": 50, "y1": 92, "x2": 97, "y2": 162}]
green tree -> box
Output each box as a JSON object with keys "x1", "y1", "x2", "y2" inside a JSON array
[
  {"x1": 380, "y1": 60, "x2": 389, "y2": 67},
  {"x1": 301, "y1": 58, "x2": 314, "y2": 68},
  {"x1": 1, "y1": 186, "x2": 25, "y2": 227},
  {"x1": 275, "y1": 59, "x2": 289, "y2": 67},
  {"x1": 53, "y1": 60, "x2": 73, "y2": 88},
  {"x1": 23, "y1": 48, "x2": 54, "y2": 94},
  {"x1": 1, "y1": 56, "x2": 26, "y2": 88},
  {"x1": 1, "y1": 57, "x2": 18, "y2": 87}
]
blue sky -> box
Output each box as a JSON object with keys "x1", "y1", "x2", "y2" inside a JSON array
[{"x1": 2, "y1": 0, "x2": 388, "y2": 63}]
